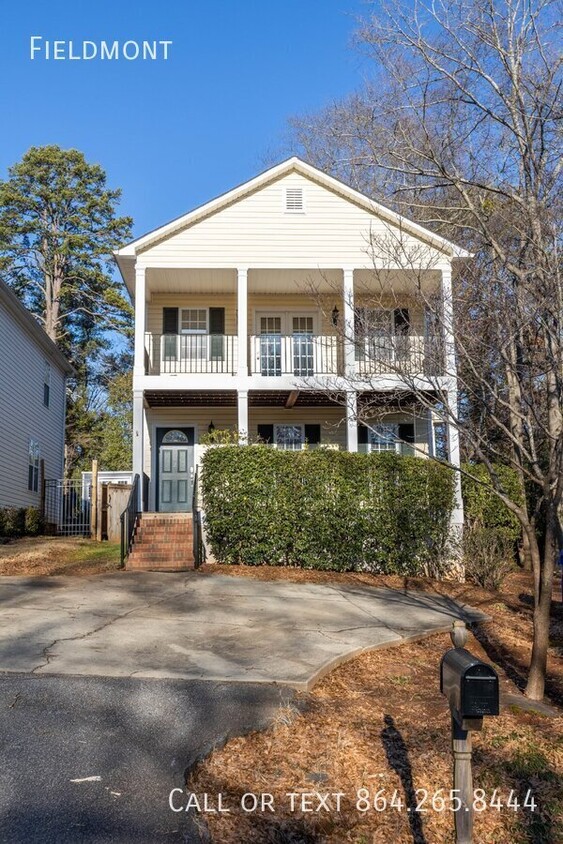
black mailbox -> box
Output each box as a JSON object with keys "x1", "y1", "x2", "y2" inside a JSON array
[{"x1": 440, "y1": 647, "x2": 499, "y2": 720}]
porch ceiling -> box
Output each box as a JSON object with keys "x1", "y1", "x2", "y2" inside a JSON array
[
  {"x1": 145, "y1": 390, "x2": 237, "y2": 407},
  {"x1": 146, "y1": 268, "x2": 237, "y2": 295},
  {"x1": 144, "y1": 267, "x2": 344, "y2": 296},
  {"x1": 248, "y1": 269, "x2": 342, "y2": 295},
  {"x1": 354, "y1": 268, "x2": 441, "y2": 295},
  {"x1": 249, "y1": 391, "x2": 345, "y2": 407}
]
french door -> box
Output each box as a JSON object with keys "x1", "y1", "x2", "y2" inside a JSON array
[{"x1": 257, "y1": 313, "x2": 315, "y2": 376}]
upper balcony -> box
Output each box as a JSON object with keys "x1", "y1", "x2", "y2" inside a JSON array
[
  {"x1": 133, "y1": 265, "x2": 447, "y2": 387},
  {"x1": 143, "y1": 330, "x2": 439, "y2": 379}
]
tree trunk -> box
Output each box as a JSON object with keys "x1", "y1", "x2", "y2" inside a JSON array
[
  {"x1": 525, "y1": 515, "x2": 556, "y2": 700},
  {"x1": 519, "y1": 530, "x2": 533, "y2": 571}
]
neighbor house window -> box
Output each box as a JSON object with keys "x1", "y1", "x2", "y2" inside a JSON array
[
  {"x1": 28, "y1": 439, "x2": 40, "y2": 492},
  {"x1": 368, "y1": 424, "x2": 399, "y2": 453},
  {"x1": 274, "y1": 424, "x2": 304, "y2": 450},
  {"x1": 43, "y1": 362, "x2": 51, "y2": 407}
]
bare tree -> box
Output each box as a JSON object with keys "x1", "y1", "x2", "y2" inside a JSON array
[{"x1": 294, "y1": 0, "x2": 562, "y2": 701}]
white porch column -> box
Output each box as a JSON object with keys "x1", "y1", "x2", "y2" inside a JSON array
[
  {"x1": 440, "y1": 263, "x2": 464, "y2": 528},
  {"x1": 441, "y1": 263, "x2": 456, "y2": 378},
  {"x1": 447, "y1": 389, "x2": 464, "y2": 528},
  {"x1": 133, "y1": 264, "x2": 146, "y2": 378},
  {"x1": 346, "y1": 391, "x2": 358, "y2": 452},
  {"x1": 237, "y1": 390, "x2": 248, "y2": 444},
  {"x1": 427, "y1": 408, "x2": 435, "y2": 458},
  {"x1": 237, "y1": 267, "x2": 248, "y2": 376},
  {"x1": 343, "y1": 268, "x2": 355, "y2": 378},
  {"x1": 132, "y1": 390, "x2": 144, "y2": 510}
]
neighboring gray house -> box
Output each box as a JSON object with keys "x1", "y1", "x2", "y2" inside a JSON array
[{"x1": 0, "y1": 279, "x2": 73, "y2": 509}]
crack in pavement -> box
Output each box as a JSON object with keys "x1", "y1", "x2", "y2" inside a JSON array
[
  {"x1": 324, "y1": 585, "x2": 403, "y2": 637},
  {"x1": 30, "y1": 583, "x2": 193, "y2": 674}
]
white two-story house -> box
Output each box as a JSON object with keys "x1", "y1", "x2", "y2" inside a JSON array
[{"x1": 115, "y1": 158, "x2": 466, "y2": 566}]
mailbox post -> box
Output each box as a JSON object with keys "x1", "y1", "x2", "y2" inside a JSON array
[{"x1": 440, "y1": 621, "x2": 500, "y2": 844}]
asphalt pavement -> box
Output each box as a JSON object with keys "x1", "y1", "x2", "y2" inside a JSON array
[{"x1": 0, "y1": 674, "x2": 295, "y2": 843}]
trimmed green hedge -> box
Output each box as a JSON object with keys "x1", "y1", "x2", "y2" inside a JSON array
[
  {"x1": 201, "y1": 446, "x2": 455, "y2": 575},
  {"x1": 0, "y1": 507, "x2": 44, "y2": 539},
  {"x1": 461, "y1": 463, "x2": 522, "y2": 542}
]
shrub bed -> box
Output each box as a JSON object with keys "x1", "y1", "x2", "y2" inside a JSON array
[
  {"x1": 0, "y1": 507, "x2": 44, "y2": 540},
  {"x1": 201, "y1": 446, "x2": 455, "y2": 575},
  {"x1": 461, "y1": 463, "x2": 522, "y2": 542}
]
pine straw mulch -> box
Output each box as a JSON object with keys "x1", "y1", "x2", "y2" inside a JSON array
[{"x1": 187, "y1": 566, "x2": 563, "y2": 843}]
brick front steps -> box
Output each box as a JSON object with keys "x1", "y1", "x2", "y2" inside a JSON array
[{"x1": 126, "y1": 513, "x2": 195, "y2": 571}]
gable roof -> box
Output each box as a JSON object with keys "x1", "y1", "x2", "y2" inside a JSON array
[
  {"x1": 115, "y1": 157, "x2": 471, "y2": 267},
  {"x1": 0, "y1": 278, "x2": 74, "y2": 375}
]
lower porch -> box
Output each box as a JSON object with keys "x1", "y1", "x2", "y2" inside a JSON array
[{"x1": 135, "y1": 389, "x2": 436, "y2": 513}]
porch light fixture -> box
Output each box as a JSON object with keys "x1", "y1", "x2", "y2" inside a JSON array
[
  {"x1": 208, "y1": 420, "x2": 215, "y2": 434},
  {"x1": 331, "y1": 305, "x2": 339, "y2": 327}
]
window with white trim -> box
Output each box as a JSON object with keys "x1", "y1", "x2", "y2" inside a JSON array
[
  {"x1": 28, "y1": 439, "x2": 40, "y2": 492},
  {"x1": 180, "y1": 309, "x2": 207, "y2": 333},
  {"x1": 284, "y1": 187, "x2": 304, "y2": 212},
  {"x1": 180, "y1": 309, "x2": 208, "y2": 359},
  {"x1": 274, "y1": 424, "x2": 304, "y2": 450},
  {"x1": 43, "y1": 362, "x2": 51, "y2": 408},
  {"x1": 368, "y1": 424, "x2": 399, "y2": 453}
]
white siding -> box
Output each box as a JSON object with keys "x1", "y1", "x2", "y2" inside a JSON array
[
  {"x1": 138, "y1": 172, "x2": 443, "y2": 269},
  {"x1": 0, "y1": 304, "x2": 66, "y2": 508}
]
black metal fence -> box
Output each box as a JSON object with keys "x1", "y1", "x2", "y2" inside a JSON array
[
  {"x1": 120, "y1": 474, "x2": 140, "y2": 565},
  {"x1": 44, "y1": 479, "x2": 91, "y2": 536},
  {"x1": 192, "y1": 468, "x2": 205, "y2": 567}
]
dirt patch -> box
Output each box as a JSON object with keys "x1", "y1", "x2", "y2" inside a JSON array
[
  {"x1": 0, "y1": 537, "x2": 121, "y2": 576},
  {"x1": 189, "y1": 567, "x2": 563, "y2": 843}
]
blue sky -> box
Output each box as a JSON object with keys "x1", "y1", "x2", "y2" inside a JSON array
[{"x1": 0, "y1": 0, "x2": 368, "y2": 238}]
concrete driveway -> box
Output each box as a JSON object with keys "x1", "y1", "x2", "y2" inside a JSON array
[{"x1": 0, "y1": 572, "x2": 486, "y2": 689}]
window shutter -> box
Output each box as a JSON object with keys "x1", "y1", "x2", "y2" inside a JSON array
[
  {"x1": 209, "y1": 307, "x2": 225, "y2": 360},
  {"x1": 398, "y1": 423, "x2": 415, "y2": 456},
  {"x1": 394, "y1": 308, "x2": 410, "y2": 334},
  {"x1": 354, "y1": 307, "x2": 365, "y2": 361},
  {"x1": 162, "y1": 308, "x2": 179, "y2": 359},
  {"x1": 257, "y1": 424, "x2": 274, "y2": 444},
  {"x1": 163, "y1": 308, "x2": 179, "y2": 333},
  {"x1": 358, "y1": 423, "x2": 369, "y2": 444},
  {"x1": 357, "y1": 423, "x2": 369, "y2": 454},
  {"x1": 304, "y1": 424, "x2": 321, "y2": 447}
]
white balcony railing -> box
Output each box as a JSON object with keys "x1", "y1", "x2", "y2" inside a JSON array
[
  {"x1": 249, "y1": 334, "x2": 339, "y2": 377},
  {"x1": 145, "y1": 334, "x2": 238, "y2": 375},
  {"x1": 143, "y1": 333, "x2": 442, "y2": 377}
]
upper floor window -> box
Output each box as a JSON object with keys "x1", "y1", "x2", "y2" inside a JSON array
[
  {"x1": 181, "y1": 309, "x2": 207, "y2": 333},
  {"x1": 284, "y1": 187, "x2": 304, "y2": 213},
  {"x1": 28, "y1": 439, "x2": 40, "y2": 492},
  {"x1": 43, "y1": 362, "x2": 51, "y2": 407}
]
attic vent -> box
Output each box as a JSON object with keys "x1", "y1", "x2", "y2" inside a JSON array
[{"x1": 285, "y1": 187, "x2": 304, "y2": 212}]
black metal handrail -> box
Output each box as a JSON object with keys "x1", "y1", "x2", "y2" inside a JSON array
[
  {"x1": 192, "y1": 468, "x2": 204, "y2": 567},
  {"x1": 120, "y1": 474, "x2": 140, "y2": 566}
]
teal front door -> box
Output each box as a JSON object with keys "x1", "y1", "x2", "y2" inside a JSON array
[{"x1": 157, "y1": 428, "x2": 194, "y2": 512}]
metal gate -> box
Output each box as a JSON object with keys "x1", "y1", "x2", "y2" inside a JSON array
[{"x1": 44, "y1": 479, "x2": 91, "y2": 536}]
